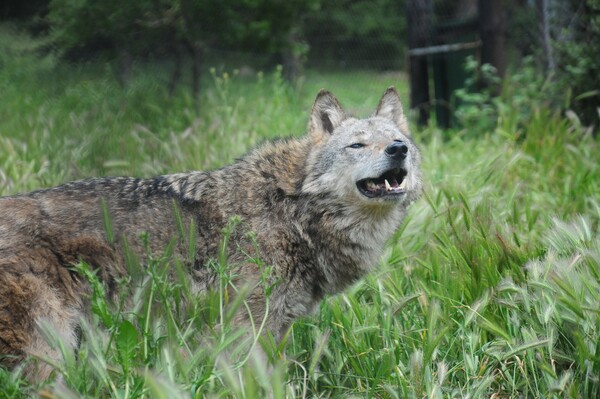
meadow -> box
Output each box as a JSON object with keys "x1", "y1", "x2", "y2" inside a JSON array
[{"x1": 1, "y1": 25, "x2": 599, "y2": 398}]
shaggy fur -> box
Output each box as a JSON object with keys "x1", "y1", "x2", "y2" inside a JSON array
[{"x1": 0, "y1": 87, "x2": 422, "y2": 380}]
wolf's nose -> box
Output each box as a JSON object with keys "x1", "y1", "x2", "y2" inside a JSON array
[{"x1": 385, "y1": 141, "x2": 408, "y2": 160}]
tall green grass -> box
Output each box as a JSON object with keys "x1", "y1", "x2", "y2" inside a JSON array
[{"x1": 1, "y1": 25, "x2": 599, "y2": 398}]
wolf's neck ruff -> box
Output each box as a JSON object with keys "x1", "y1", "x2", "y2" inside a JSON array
[{"x1": 0, "y1": 87, "x2": 421, "y2": 383}]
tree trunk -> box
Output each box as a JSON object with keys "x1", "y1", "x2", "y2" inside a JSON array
[
  {"x1": 282, "y1": 26, "x2": 305, "y2": 85},
  {"x1": 479, "y1": 0, "x2": 507, "y2": 80},
  {"x1": 407, "y1": 0, "x2": 433, "y2": 126},
  {"x1": 535, "y1": 0, "x2": 555, "y2": 71}
]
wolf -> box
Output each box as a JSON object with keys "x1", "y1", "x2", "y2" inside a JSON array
[{"x1": 0, "y1": 87, "x2": 422, "y2": 381}]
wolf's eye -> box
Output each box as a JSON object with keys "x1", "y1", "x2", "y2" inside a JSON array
[{"x1": 348, "y1": 143, "x2": 365, "y2": 149}]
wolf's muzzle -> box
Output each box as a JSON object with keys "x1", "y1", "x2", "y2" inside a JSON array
[{"x1": 385, "y1": 141, "x2": 408, "y2": 161}]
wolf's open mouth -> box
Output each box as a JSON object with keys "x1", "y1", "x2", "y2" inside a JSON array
[{"x1": 356, "y1": 168, "x2": 408, "y2": 198}]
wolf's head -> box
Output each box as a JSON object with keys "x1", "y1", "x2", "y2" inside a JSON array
[{"x1": 301, "y1": 87, "x2": 422, "y2": 210}]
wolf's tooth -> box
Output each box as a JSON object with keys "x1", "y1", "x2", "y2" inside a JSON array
[
  {"x1": 384, "y1": 179, "x2": 392, "y2": 191},
  {"x1": 366, "y1": 180, "x2": 377, "y2": 191},
  {"x1": 398, "y1": 178, "x2": 407, "y2": 189}
]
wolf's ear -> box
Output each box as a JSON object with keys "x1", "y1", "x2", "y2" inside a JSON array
[
  {"x1": 375, "y1": 86, "x2": 409, "y2": 133},
  {"x1": 309, "y1": 89, "x2": 347, "y2": 142}
]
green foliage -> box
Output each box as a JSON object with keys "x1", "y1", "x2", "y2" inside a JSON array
[
  {"x1": 1, "y1": 26, "x2": 600, "y2": 398},
  {"x1": 46, "y1": 0, "x2": 315, "y2": 62},
  {"x1": 453, "y1": 55, "x2": 559, "y2": 137},
  {"x1": 48, "y1": 0, "x2": 147, "y2": 55},
  {"x1": 45, "y1": 0, "x2": 406, "y2": 74},
  {"x1": 453, "y1": 56, "x2": 502, "y2": 133},
  {"x1": 45, "y1": 0, "x2": 325, "y2": 93},
  {"x1": 0, "y1": 371, "x2": 26, "y2": 399},
  {"x1": 553, "y1": 0, "x2": 600, "y2": 127},
  {"x1": 303, "y1": 0, "x2": 406, "y2": 69},
  {"x1": 453, "y1": 2, "x2": 599, "y2": 134}
]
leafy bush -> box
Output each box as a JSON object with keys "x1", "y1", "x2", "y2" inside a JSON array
[
  {"x1": 553, "y1": 0, "x2": 600, "y2": 128},
  {"x1": 453, "y1": 56, "x2": 501, "y2": 134},
  {"x1": 454, "y1": 1, "x2": 600, "y2": 135},
  {"x1": 454, "y1": 56, "x2": 548, "y2": 135}
]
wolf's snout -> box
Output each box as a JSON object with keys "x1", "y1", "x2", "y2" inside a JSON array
[{"x1": 385, "y1": 141, "x2": 408, "y2": 161}]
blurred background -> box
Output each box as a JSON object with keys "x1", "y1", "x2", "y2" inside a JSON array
[
  {"x1": 2, "y1": 0, "x2": 598, "y2": 123},
  {"x1": 0, "y1": 0, "x2": 598, "y2": 182}
]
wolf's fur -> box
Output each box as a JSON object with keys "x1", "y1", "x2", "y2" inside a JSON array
[{"x1": 0, "y1": 87, "x2": 422, "y2": 381}]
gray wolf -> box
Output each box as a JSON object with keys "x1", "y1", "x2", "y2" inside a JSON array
[{"x1": 0, "y1": 87, "x2": 422, "y2": 381}]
